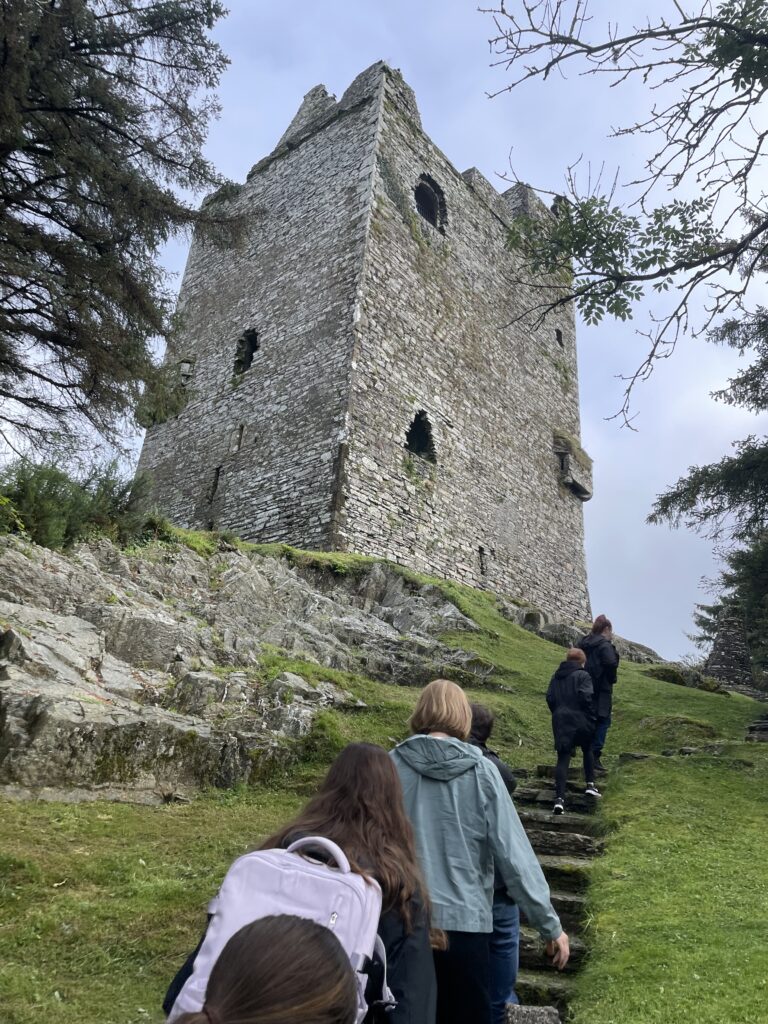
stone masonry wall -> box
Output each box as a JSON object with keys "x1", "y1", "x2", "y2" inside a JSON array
[
  {"x1": 136, "y1": 70, "x2": 383, "y2": 548},
  {"x1": 137, "y1": 62, "x2": 592, "y2": 621},
  {"x1": 336, "y1": 68, "x2": 591, "y2": 619}
]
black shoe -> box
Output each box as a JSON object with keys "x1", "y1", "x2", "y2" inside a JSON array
[
  {"x1": 553, "y1": 798, "x2": 565, "y2": 815},
  {"x1": 593, "y1": 758, "x2": 608, "y2": 776}
]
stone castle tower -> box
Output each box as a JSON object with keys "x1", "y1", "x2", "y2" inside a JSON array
[{"x1": 137, "y1": 62, "x2": 593, "y2": 620}]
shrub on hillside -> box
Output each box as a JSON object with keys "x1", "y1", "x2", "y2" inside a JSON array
[{"x1": 0, "y1": 460, "x2": 149, "y2": 550}]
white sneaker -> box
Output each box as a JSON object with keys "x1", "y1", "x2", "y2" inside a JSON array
[
  {"x1": 585, "y1": 783, "x2": 602, "y2": 798},
  {"x1": 553, "y1": 798, "x2": 565, "y2": 815}
]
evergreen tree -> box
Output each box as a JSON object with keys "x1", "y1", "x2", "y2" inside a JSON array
[
  {"x1": 0, "y1": 0, "x2": 228, "y2": 457},
  {"x1": 720, "y1": 534, "x2": 768, "y2": 675}
]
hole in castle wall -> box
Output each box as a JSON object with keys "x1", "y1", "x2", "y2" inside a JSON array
[
  {"x1": 405, "y1": 410, "x2": 437, "y2": 463},
  {"x1": 231, "y1": 424, "x2": 244, "y2": 453},
  {"x1": 478, "y1": 546, "x2": 488, "y2": 576},
  {"x1": 555, "y1": 328, "x2": 564, "y2": 347},
  {"x1": 208, "y1": 466, "x2": 221, "y2": 502},
  {"x1": 179, "y1": 358, "x2": 195, "y2": 386},
  {"x1": 233, "y1": 329, "x2": 259, "y2": 375},
  {"x1": 414, "y1": 174, "x2": 447, "y2": 233}
]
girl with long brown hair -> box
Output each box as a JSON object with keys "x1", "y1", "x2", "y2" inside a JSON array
[
  {"x1": 174, "y1": 915, "x2": 357, "y2": 1024},
  {"x1": 261, "y1": 742, "x2": 436, "y2": 1022},
  {"x1": 164, "y1": 743, "x2": 436, "y2": 1024}
]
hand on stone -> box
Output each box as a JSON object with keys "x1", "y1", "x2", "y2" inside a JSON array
[{"x1": 546, "y1": 931, "x2": 570, "y2": 970}]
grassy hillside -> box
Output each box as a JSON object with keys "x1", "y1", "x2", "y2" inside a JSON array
[{"x1": 0, "y1": 540, "x2": 764, "y2": 1024}]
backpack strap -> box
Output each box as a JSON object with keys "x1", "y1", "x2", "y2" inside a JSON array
[
  {"x1": 286, "y1": 836, "x2": 351, "y2": 873},
  {"x1": 368, "y1": 934, "x2": 396, "y2": 1014}
]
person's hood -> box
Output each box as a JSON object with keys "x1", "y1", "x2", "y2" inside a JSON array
[
  {"x1": 394, "y1": 734, "x2": 482, "y2": 781},
  {"x1": 553, "y1": 660, "x2": 583, "y2": 679},
  {"x1": 580, "y1": 632, "x2": 608, "y2": 652}
]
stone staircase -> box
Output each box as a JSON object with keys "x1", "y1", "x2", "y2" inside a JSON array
[
  {"x1": 746, "y1": 712, "x2": 768, "y2": 742},
  {"x1": 506, "y1": 765, "x2": 604, "y2": 1023}
]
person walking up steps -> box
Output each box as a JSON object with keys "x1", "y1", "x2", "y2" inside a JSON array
[
  {"x1": 164, "y1": 743, "x2": 436, "y2": 1024},
  {"x1": 391, "y1": 680, "x2": 569, "y2": 1024},
  {"x1": 172, "y1": 915, "x2": 358, "y2": 1024},
  {"x1": 469, "y1": 703, "x2": 521, "y2": 1024},
  {"x1": 578, "y1": 614, "x2": 620, "y2": 774},
  {"x1": 546, "y1": 648, "x2": 601, "y2": 815}
]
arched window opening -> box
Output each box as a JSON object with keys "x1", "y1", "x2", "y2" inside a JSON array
[
  {"x1": 405, "y1": 410, "x2": 437, "y2": 463},
  {"x1": 414, "y1": 175, "x2": 446, "y2": 232},
  {"x1": 234, "y1": 329, "x2": 259, "y2": 375}
]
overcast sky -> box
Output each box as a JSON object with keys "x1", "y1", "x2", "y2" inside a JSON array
[{"x1": 158, "y1": 1, "x2": 765, "y2": 660}]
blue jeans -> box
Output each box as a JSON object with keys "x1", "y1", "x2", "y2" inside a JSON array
[
  {"x1": 490, "y1": 898, "x2": 520, "y2": 1023},
  {"x1": 593, "y1": 714, "x2": 612, "y2": 756}
]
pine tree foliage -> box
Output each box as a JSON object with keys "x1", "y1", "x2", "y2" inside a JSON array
[
  {"x1": 0, "y1": 0, "x2": 228, "y2": 456},
  {"x1": 720, "y1": 534, "x2": 768, "y2": 674}
]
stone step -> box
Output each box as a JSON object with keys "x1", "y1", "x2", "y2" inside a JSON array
[
  {"x1": 535, "y1": 764, "x2": 583, "y2": 781},
  {"x1": 506, "y1": 1005, "x2": 560, "y2": 1023},
  {"x1": 519, "y1": 927, "x2": 585, "y2": 974},
  {"x1": 515, "y1": 969, "x2": 576, "y2": 1011},
  {"x1": 747, "y1": 720, "x2": 768, "y2": 732},
  {"x1": 515, "y1": 786, "x2": 598, "y2": 814},
  {"x1": 746, "y1": 731, "x2": 768, "y2": 742},
  {"x1": 524, "y1": 889, "x2": 587, "y2": 932},
  {"x1": 518, "y1": 807, "x2": 603, "y2": 837},
  {"x1": 525, "y1": 827, "x2": 604, "y2": 858},
  {"x1": 538, "y1": 855, "x2": 592, "y2": 892}
]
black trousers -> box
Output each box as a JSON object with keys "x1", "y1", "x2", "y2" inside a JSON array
[
  {"x1": 434, "y1": 930, "x2": 491, "y2": 1024},
  {"x1": 555, "y1": 745, "x2": 595, "y2": 799}
]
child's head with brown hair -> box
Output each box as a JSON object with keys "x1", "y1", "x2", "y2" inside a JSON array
[
  {"x1": 261, "y1": 743, "x2": 428, "y2": 930},
  {"x1": 174, "y1": 915, "x2": 357, "y2": 1024},
  {"x1": 409, "y1": 679, "x2": 472, "y2": 741},
  {"x1": 566, "y1": 648, "x2": 587, "y2": 665}
]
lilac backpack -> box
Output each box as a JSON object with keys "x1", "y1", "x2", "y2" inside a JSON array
[{"x1": 167, "y1": 836, "x2": 394, "y2": 1023}]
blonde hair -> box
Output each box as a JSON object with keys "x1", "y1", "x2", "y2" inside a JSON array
[{"x1": 409, "y1": 679, "x2": 472, "y2": 740}]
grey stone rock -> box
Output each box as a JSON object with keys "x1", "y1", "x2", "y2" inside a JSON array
[
  {"x1": 0, "y1": 533, "x2": 504, "y2": 796},
  {"x1": 538, "y1": 623, "x2": 582, "y2": 649},
  {"x1": 506, "y1": 1007, "x2": 560, "y2": 1024},
  {"x1": 76, "y1": 603, "x2": 202, "y2": 670},
  {"x1": 618, "y1": 751, "x2": 653, "y2": 764}
]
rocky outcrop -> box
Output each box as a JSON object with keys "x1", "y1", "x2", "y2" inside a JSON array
[
  {"x1": 0, "y1": 537, "x2": 488, "y2": 800},
  {"x1": 499, "y1": 603, "x2": 662, "y2": 664}
]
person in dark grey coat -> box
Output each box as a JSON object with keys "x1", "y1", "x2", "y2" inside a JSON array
[
  {"x1": 578, "y1": 614, "x2": 620, "y2": 772},
  {"x1": 546, "y1": 648, "x2": 600, "y2": 813},
  {"x1": 469, "y1": 704, "x2": 520, "y2": 1024}
]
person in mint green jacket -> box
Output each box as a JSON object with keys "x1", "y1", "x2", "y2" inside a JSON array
[{"x1": 391, "y1": 679, "x2": 569, "y2": 1024}]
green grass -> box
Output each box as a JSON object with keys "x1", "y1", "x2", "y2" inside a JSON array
[
  {"x1": 574, "y1": 751, "x2": 768, "y2": 1024},
  {"x1": 0, "y1": 541, "x2": 765, "y2": 1023}
]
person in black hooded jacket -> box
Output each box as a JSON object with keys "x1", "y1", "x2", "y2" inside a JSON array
[
  {"x1": 546, "y1": 648, "x2": 600, "y2": 814},
  {"x1": 578, "y1": 614, "x2": 620, "y2": 773}
]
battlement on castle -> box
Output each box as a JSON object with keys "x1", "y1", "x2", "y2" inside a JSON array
[{"x1": 136, "y1": 62, "x2": 592, "y2": 619}]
